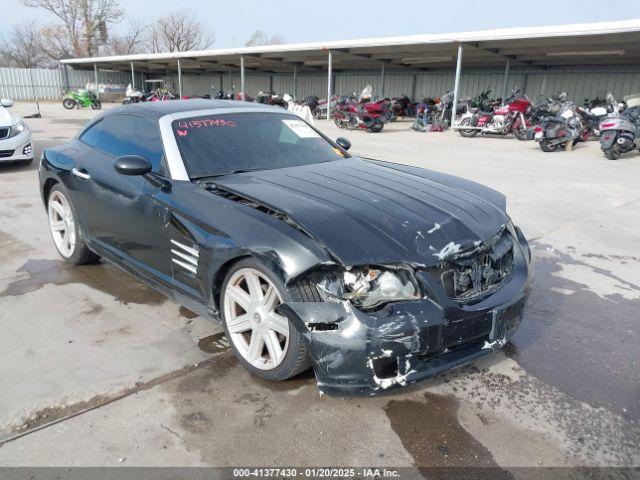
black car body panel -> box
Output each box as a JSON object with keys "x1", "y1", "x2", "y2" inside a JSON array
[
  {"x1": 211, "y1": 157, "x2": 509, "y2": 267},
  {"x1": 39, "y1": 100, "x2": 533, "y2": 395}
]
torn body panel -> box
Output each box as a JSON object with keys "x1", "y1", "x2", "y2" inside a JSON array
[{"x1": 278, "y1": 235, "x2": 534, "y2": 396}]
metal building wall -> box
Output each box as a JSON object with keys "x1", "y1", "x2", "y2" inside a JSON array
[
  {"x1": 3, "y1": 66, "x2": 640, "y2": 103},
  {"x1": 0, "y1": 67, "x2": 63, "y2": 100},
  {"x1": 524, "y1": 69, "x2": 640, "y2": 103},
  {"x1": 0, "y1": 67, "x2": 142, "y2": 100}
]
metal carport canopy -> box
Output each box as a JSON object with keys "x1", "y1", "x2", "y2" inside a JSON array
[
  {"x1": 61, "y1": 19, "x2": 640, "y2": 72},
  {"x1": 61, "y1": 19, "x2": 640, "y2": 111}
]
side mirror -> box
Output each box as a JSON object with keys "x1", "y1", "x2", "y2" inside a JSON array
[
  {"x1": 114, "y1": 155, "x2": 152, "y2": 176},
  {"x1": 1, "y1": 99, "x2": 14, "y2": 108},
  {"x1": 336, "y1": 137, "x2": 351, "y2": 151}
]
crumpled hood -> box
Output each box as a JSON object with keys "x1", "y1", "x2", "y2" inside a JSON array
[
  {"x1": 212, "y1": 157, "x2": 510, "y2": 266},
  {"x1": 0, "y1": 107, "x2": 17, "y2": 128}
]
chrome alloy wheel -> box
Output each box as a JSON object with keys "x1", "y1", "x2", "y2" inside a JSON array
[
  {"x1": 223, "y1": 268, "x2": 290, "y2": 370},
  {"x1": 48, "y1": 190, "x2": 76, "y2": 258}
]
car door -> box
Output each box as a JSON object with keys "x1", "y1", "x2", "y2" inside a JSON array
[{"x1": 70, "y1": 113, "x2": 172, "y2": 284}]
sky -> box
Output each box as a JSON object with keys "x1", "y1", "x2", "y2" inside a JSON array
[{"x1": 1, "y1": 0, "x2": 640, "y2": 48}]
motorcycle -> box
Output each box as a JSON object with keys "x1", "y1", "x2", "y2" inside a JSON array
[
  {"x1": 63, "y1": 89, "x2": 101, "y2": 110},
  {"x1": 599, "y1": 94, "x2": 640, "y2": 160},
  {"x1": 457, "y1": 88, "x2": 531, "y2": 140},
  {"x1": 575, "y1": 105, "x2": 609, "y2": 140},
  {"x1": 302, "y1": 96, "x2": 322, "y2": 119},
  {"x1": 391, "y1": 95, "x2": 415, "y2": 119},
  {"x1": 256, "y1": 91, "x2": 287, "y2": 108},
  {"x1": 333, "y1": 95, "x2": 391, "y2": 132},
  {"x1": 533, "y1": 101, "x2": 584, "y2": 152},
  {"x1": 122, "y1": 84, "x2": 160, "y2": 104}
]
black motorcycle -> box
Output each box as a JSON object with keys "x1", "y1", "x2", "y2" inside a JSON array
[
  {"x1": 533, "y1": 101, "x2": 584, "y2": 152},
  {"x1": 303, "y1": 95, "x2": 322, "y2": 119}
]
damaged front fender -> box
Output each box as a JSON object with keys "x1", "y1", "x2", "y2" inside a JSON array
[{"x1": 277, "y1": 237, "x2": 533, "y2": 396}]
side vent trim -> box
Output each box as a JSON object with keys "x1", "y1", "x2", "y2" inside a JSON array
[{"x1": 171, "y1": 239, "x2": 199, "y2": 276}]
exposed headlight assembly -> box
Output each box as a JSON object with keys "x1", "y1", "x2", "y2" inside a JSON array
[
  {"x1": 8, "y1": 120, "x2": 26, "y2": 138},
  {"x1": 317, "y1": 266, "x2": 421, "y2": 310}
]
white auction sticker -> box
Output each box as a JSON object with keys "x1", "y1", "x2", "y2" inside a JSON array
[{"x1": 282, "y1": 119, "x2": 320, "y2": 138}]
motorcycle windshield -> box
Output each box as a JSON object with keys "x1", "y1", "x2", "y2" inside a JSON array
[{"x1": 623, "y1": 94, "x2": 640, "y2": 108}]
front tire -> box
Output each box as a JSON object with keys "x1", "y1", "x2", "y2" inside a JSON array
[
  {"x1": 513, "y1": 121, "x2": 529, "y2": 141},
  {"x1": 458, "y1": 118, "x2": 478, "y2": 137},
  {"x1": 47, "y1": 185, "x2": 100, "y2": 265},
  {"x1": 220, "y1": 258, "x2": 312, "y2": 381},
  {"x1": 604, "y1": 147, "x2": 620, "y2": 160}
]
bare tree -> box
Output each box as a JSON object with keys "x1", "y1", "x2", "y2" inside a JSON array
[
  {"x1": 107, "y1": 18, "x2": 147, "y2": 55},
  {"x1": 245, "y1": 30, "x2": 285, "y2": 47},
  {"x1": 0, "y1": 21, "x2": 51, "y2": 68},
  {"x1": 22, "y1": 0, "x2": 123, "y2": 57},
  {"x1": 146, "y1": 10, "x2": 214, "y2": 53}
]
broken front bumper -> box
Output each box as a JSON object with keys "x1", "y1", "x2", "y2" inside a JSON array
[{"x1": 278, "y1": 239, "x2": 534, "y2": 396}]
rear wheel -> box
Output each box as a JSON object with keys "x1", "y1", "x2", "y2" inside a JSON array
[
  {"x1": 91, "y1": 100, "x2": 102, "y2": 110},
  {"x1": 122, "y1": 98, "x2": 131, "y2": 105},
  {"x1": 368, "y1": 121, "x2": 384, "y2": 133},
  {"x1": 458, "y1": 118, "x2": 478, "y2": 137},
  {"x1": 220, "y1": 258, "x2": 313, "y2": 381},
  {"x1": 62, "y1": 98, "x2": 76, "y2": 109},
  {"x1": 539, "y1": 139, "x2": 558, "y2": 152},
  {"x1": 47, "y1": 185, "x2": 100, "y2": 264}
]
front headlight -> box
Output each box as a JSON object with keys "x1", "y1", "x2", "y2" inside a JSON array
[
  {"x1": 8, "y1": 121, "x2": 26, "y2": 138},
  {"x1": 317, "y1": 266, "x2": 421, "y2": 310}
]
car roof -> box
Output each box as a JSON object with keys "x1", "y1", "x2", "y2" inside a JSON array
[{"x1": 109, "y1": 99, "x2": 280, "y2": 120}]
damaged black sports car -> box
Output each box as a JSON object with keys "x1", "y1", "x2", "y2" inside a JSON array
[{"x1": 39, "y1": 100, "x2": 533, "y2": 395}]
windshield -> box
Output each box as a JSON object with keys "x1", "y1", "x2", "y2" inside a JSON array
[{"x1": 172, "y1": 112, "x2": 348, "y2": 179}]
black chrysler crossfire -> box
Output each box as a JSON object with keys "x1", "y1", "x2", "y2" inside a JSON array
[{"x1": 39, "y1": 100, "x2": 533, "y2": 395}]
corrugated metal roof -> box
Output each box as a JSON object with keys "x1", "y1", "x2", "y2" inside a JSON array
[{"x1": 62, "y1": 19, "x2": 640, "y2": 67}]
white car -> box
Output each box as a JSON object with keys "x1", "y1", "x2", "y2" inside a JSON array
[{"x1": 0, "y1": 99, "x2": 33, "y2": 166}]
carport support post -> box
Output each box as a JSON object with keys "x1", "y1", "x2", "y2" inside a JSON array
[
  {"x1": 502, "y1": 58, "x2": 511, "y2": 102},
  {"x1": 177, "y1": 59, "x2": 183, "y2": 97},
  {"x1": 240, "y1": 56, "x2": 245, "y2": 101},
  {"x1": 93, "y1": 63, "x2": 99, "y2": 99},
  {"x1": 380, "y1": 62, "x2": 386, "y2": 97},
  {"x1": 63, "y1": 64, "x2": 70, "y2": 92},
  {"x1": 293, "y1": 64, "x2": 297, "y2": 101},
  {"x1": 451, "y1": 44, "x2": 463, "y2": 126},
  {"x1": 327, "y1": 50, "x2": 333, "y2": 120},
  {"x1": 130, "y1": 61, "x2": 135, "y2": 90}
]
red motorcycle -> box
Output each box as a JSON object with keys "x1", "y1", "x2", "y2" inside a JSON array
[
  {"x1": 457, "y1": 88, "x2": 531, "y2": 140},
  {"x1": 333, "y1": 96, "x2": 391, "y2": 132},
  {"x1": 390, "y1": 95, "x2": 415, "y2": 119}
]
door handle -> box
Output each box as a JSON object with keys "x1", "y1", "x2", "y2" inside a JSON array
[{"x1": 72, "y1": 167, "x2": 91, "y2": 180}]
